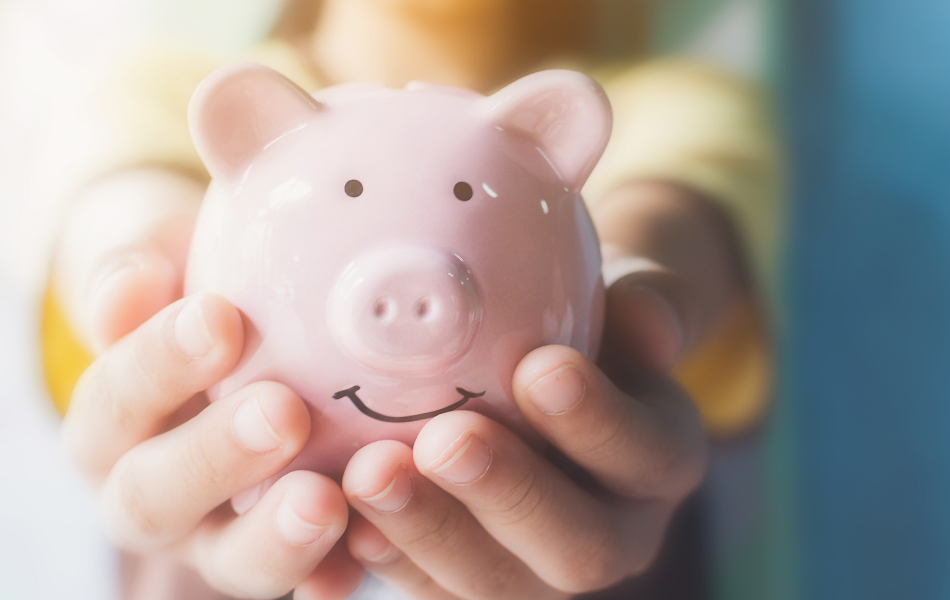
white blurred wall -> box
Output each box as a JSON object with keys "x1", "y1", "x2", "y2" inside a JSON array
[
  {"x1": 0, "y1": 283, "x2": 119, "y2": 600},
  {"x1": 0, "y1": 2, "x2": 288, "y2": 598},
  {"x1": 0, "y1": 0, "x2": 288, "y2": 295}
]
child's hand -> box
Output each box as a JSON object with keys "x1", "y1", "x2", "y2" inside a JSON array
[
  {"x1": 61, "y1": 294, "x2": 354, "y2": 598},
  {"x1": 56, "y1": 168, "x2": 363, "y2": 598},
  {"x1": 52, "y1": 168, "x2": 206, "y2": 353},
  {"x1": 338, "y1": 347, "x2": 704, "y2": 599},
  {"x1": 325, "y1": 182, "x2": 740, "y2": 598}
]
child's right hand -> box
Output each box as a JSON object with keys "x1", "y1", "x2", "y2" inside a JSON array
[{"x1": 55, "y1": 169, "x2": 363, "y2": 599}]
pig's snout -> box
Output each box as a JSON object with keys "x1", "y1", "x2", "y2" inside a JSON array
[{"x1": 328, "y1": 247, "x2": 481, "y2": 375}]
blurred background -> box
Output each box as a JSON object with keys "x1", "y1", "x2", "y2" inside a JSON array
[{"x1": 1, "y1": 0, "x2": 948, "y2": 598}]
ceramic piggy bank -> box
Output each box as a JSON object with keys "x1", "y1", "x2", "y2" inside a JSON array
[{"x1": 184, "y1": 64, "x2": 611, "y2": 503}]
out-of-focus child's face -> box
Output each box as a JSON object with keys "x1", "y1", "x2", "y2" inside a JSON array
[
  {"x1": 317, "y1": 0, "x2": 586, "y2": 20},
  {"x1": 306, "y1": 0, "x2": 608, "y2": 91}
]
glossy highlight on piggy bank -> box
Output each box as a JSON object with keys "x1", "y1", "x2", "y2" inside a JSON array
[{"x1": 184, "y1": 63, "x2": 611, "y2": 504}]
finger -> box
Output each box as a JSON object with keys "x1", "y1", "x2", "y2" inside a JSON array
[
  {"x1": 593, "y1": 181, "x2": 748, "y2": 373},
  {"x1": 600, "y1": 258, "x2": 695, "y2": 373},
  {"x1": 90, "y1": 211, "x2": 197, "y2": 352},
  {"x1": 513, "y1": 345, "x2": 706, "y2": 500},
  {"x1": 414, "y1": 411, "x2": 664, "y2": 594},
  {"x1": 293, "y1": 540, "x2": 366, "y2": 600},
  {"x1": 343, "y1": 441, "x2": 554, "y2": 600},
  {"x1": 62, "y1": 292, "x2": 245, "y2": 480},
  {"x1": 53, "y1": 168, "x2": 204, "y2": 351},
  {"x1": 346, "y1": 514, "x2": 457, "y2": 600},
  {"x1": 98, "y1": 381, "x2": 310, "y2": 550},
  {"x1": 87, "y1": 240, "x2": 182, "y2": 353},
  {"x1": 189, "y1": 471, "x2": 349, "y2": 600}
]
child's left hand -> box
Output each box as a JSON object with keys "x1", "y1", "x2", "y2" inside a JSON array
[
  {"x1": 301, "y1": 181, "x2": 738, "y2": 600},
  {"x1": 336, "y1": 345, "x2": 705, "y2": 599}
]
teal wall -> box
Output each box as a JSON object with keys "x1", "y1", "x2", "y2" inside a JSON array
[{"x1": 786, "y1": 1, "x2": 950, "y2": 598}]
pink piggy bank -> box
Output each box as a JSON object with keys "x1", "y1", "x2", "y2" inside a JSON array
[{"x1": 184, "y1": 64, "x2": 611, "y2": 507}]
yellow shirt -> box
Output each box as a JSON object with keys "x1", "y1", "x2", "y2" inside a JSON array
[
  {"x1": 586, "y1": 60, "x2": 782, "y2": 436},
  {"x1": 42, "y1": 41, "x2": 782, "y2": 437}
]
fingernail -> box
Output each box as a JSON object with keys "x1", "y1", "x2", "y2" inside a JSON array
[
  {"x1": 174, "y1": 295, "x2": 214, "y2": 358},
  {"x1": 357, "y1": 468, "x2": 413, "y2": 513},
  {"x1": 232, "y1": 396, "x2": 283, "y2": 453},
  {"x1": 275, "y1": 498, "x2": 329, "y2": 546},
  {"x1": 526, "y1": 364, "x2": 586, "y2": 415},
  {"x1": 430, "y1": 434, "x2": 491, "y2": 485}
]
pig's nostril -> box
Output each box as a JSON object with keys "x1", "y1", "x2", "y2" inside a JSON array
[
  {"x1": 373, "y1": 297, "x2": 396, "y2": 322},
  {"x1": 415, "y1": 296, "x2": 442, "y2": 322}
]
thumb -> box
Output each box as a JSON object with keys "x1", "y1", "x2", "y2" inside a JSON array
[
  {"x1": 601, "y1": 252, "x2": 699, "y2": 374},
  {"x1": 591, "y1": 182, "x2": 747, "y2": 376},
  {"x1": 53, "y1": 169, "x2": 203, "y2": 354},
  {"x1": 85, "y1": 219, "x2": 193, "y2": 353}
]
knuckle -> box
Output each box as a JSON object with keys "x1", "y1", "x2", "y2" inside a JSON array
[
  {"x1": 567, "y1": 390, "x2": 634, "y2": 467},
  {"x1": 473, "y1": 560, "x2": 537, "y2": 598},
  {"x1": 587, "y1": 402, "x2": 632, "y2": 461},
  {"x1": 403, "y1": 503, "x2": 465, "y2": 554},
  {"x1": 86, "y1": 358, "x2": 137, "y2": 431},
  {"x1": 105, "y1": 459, "x2": 167, "y2": 545},
  {"x1": 596, "y1": 399, "x2": 705, "y2": 498},
  {"x1": 487, "y1": 468, "x2": 548, "y2": 527},
  {"x1": 182, "y1": 432, "x2": 226, "y2": 490},
  {"x1": 126, "y1": 337, "x2": 184, "y2": 401},
  {"x1": 467, "y1": 557, "x2": 523, "y2": 599},
  {"x1": 641, "y1": 433, "x2": 682, "y2": 493}
]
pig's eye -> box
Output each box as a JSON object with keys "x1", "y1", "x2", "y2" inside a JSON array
[
  {"x1": 454, "y1": 182, "x2": 473, "y2": 201},
  {"x1": 345, "y1": 180, "x2": 363, "y2": 197}
]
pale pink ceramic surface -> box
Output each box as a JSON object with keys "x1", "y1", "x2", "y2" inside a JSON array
[{"x1": 184, "y1": 64, "x2": 611, "y2": 506}]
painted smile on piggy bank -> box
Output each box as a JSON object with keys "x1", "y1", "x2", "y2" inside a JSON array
[{"x1": 333, "y1": 385, "x2": 487, "y2": 423}]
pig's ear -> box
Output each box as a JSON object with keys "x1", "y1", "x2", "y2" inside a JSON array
[
  {"x1": 188, "y1": 63, "x2": 321, "y2": 184},
  {"x1": 486, "y1": 70, "x2": 612, "y2": 191}
]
